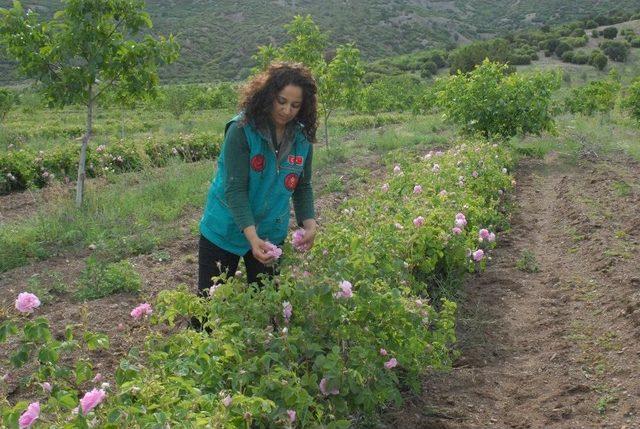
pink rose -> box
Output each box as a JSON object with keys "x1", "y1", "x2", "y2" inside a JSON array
[
  {"x1": 265, "y1": 241, "x2": 283, "y2": 259},
  {"x1": 92, "y1": 373, "x2": 103, "y2": 383},
  {"x1": 15, "y1": 292, "x2": 41, "y2": 314},
  {"x1": 381, "y1": 183, "x2": 389, "y2": 192},
  {"x1": 472, "y1": 170, "x2": 478, "y2": 178},
  {"x1": 80, "y1": 388, "x2": 106, "y2": 415},
  {"x1": 393, "y1": 165, "x2": 401, "y2": 174},
  {"x1": 335, "y1": 280, "x2": 353, "y2": 299},
  {"x1": 439, "y1": 190, "x2": 447, "y2": 197},
  {"x1": 413, "y1": 185, "x2": 422, "y2": 194},
  {"x1": 319, "y1": 377, "x2": 339, "y2": 396},
  {"x1": 432, "y1": 164, "x2": 440, "y2": 173},
  {"x1": 472, "y1": 249, "x2": 484, "y2": 262},
  {"x1": 41, "y1": 382, "x2": 52, "y2": 393},
  {"x1": 292, "y1": 229, "x2": 310, "y2": 252},
  {"x1": 222, "y1": 395, "x2": 233, "y2": 407},
  {"x1": 130, "y1": 303, "x2": 153, "y2": 320},
  {"x1": 413, "y1": 216, "x2": 425, "y2": 227},
  {"x1": 384, "y1": 358, "x2": 398, "y2": 369},
  {"x1": 283, "y1": 301, "x2": 292, "y2": 322},
  {"x1": 18, "y1": 402, "x2": 40, "y2": 428},
  {"x1": 488, "y1": 232, "x2": 496, "y2": 242},
  {"x1": 478, "y1": 229, "x2": 490, "y2": 241},
  {"x1": 379, "y1": 348, "x2": 388, "y2": 356},
  {"x1": 287, "y1": 410, "x2": 296, "y2": 423},
  {"x1": 452, "y1": 227, "x2": 462, "y2": 235}
]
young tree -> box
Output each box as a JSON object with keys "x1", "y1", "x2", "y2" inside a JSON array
[
  {"x1": 602, "y1": 26, "x2": 619, "y2": 39},
  {"x1": 316, "y1": 44, "x2": 364, "y2": 145},
  {"x1": 0, "y1": 88, "x2": 14, "y2": 123},
  {"x1": 564, "y1": 79, "x2": 621, "y2": 116},
  {"x1": 622, "y1": 77, "x2": 640, "y2": 123},
  {"x1": 435, "y1": 59, "x2": 560, "y2": 140},
  {"x1": 0, "y1": 0, "x2": 178, "y2": 207}
]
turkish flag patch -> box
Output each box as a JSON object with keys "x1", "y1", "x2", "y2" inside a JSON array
[
  {"x1": 250, "y1": 154, "x2": 265, "y2": 172},
  {"x1": 295, "y1": 156, "x2": 304, "y2": 165},
  {"x1": 284, "y1": 173, "x2": 299, "y2": 191},
  {"x1": 288, "y1": 155, "x2": 296, "y2": 164}
]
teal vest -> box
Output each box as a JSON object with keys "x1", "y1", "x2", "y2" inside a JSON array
[{"x1": 200, "y1": 114, "x2": 311, "y2": 256}]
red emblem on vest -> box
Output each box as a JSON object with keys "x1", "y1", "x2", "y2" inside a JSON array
[
  {"x1": 288, "y1": 155, "x2": 296, "y2": 164},
  {"x1": 295, "y1": 156, "x2": 304, "y2": 165},
  {"x1": 250, "y1": 154, "x2": 265, "y2": 172},
  {"x1": 284, "y1": 173, "x2": 299, "y2": 191}
]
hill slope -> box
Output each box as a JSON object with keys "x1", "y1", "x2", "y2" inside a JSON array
[{"x1": 1, "y1": 0, "x2": 640, "y2": 83}]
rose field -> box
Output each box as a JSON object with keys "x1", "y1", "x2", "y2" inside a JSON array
[{"x1": 2, "y1": 6, "x2": 640, "y2": 429}]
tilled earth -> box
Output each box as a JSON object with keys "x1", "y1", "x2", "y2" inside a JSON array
[{"x1": 388, "y1": 152, "x2": 640, "y2": 428}]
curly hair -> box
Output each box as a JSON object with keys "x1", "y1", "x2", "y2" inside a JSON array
[{"x1": 239, "y1": 62, "x2": 318, "y2": 142}]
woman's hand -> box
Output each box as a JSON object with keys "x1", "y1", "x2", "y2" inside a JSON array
[
  {"x1": 298, "y1": 219, "x2": 318, "y2": 250},
  {"x1": 244, "y1": 225, "x2": 275, "y2": 265}
]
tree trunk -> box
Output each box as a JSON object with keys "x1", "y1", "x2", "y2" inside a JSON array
[
  {"x1": 323, "y1": 109, "x2": 330, "y2": 147},
  {"x1": 76, "y1": 84, "x2": 94, "y2": 208}
]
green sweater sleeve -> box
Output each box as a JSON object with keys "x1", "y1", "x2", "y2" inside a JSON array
[
  {"x1": 292, "y1": 144, "x2": 315, "y2": 226},
  {"x1": 223, "y1": 122, "x2": 254, "y2": 231}
]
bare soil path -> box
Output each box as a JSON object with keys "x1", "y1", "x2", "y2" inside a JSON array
[{"x1": 390, "y1": 152, "x2": 640, "y2": 428}]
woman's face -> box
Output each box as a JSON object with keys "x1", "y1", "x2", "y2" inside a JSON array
[{"x1": 271, "y1": 84, "x2": 303, "y2": 128}]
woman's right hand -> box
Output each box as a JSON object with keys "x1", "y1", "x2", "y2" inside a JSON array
[{"x1": 250, "y1": 238, "x2": 276, "y2": 265}]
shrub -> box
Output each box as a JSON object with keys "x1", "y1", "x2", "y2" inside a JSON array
[
  {"x1": 565, "y1": 79, "x2": 621, "y2": 115},
  {"x1": 75, "y1": 257, "x2": 141, "y2": 300},
  {"x1": 621, "y1": 78, "x2": 640, "y2": 122},
  {"x1": 600, "y1": 40, "x2": 631, "y2": 62},
  {"x1": 435, "y1": 59, "x2": 560, "y2": 139},
  {"x1": 589, "y1": 50, "x2": 608, "y2": 71},
  {"x1": 602, "y1": 26, "x2": 618, "y2": 39}
]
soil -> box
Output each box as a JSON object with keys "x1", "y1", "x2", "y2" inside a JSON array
[{"x1": 386, "y1": 151, "x2": 640, "y2": 428}]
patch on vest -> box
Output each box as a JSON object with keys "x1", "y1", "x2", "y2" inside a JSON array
[
  {"x1": 288, "y1": 155, "x2": 304, "y2": 165},
  {"x1": 250, "y1": 154, "x2": 265, "y2": 172},
  {"x1": 284, "y1": 173, "x2": 299, "y2": 191}
]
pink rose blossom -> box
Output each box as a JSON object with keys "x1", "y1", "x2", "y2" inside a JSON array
[
  {"x1": 384, "y1": 358, "x2": 398, "y2": 369},
  {"x1": 472, "y1": 170, "x2": 479, "y2": 178},
  {"x1": 478, "y1": 229, "x2": 490, "y2": 241},
  {"x1": 455, "y1": 212, "x2": 466, "y2": 221},
  {"x1": 452, "y1": 227, "x2": 462, "y2": 235},
  {"x1": 381, "y1": 183, "x2": 389, "y2": 192},
  {"x1": 130, "y1": 303, "x2": 153, "y2": 320},
  {"x1": 41, "y1": 382, "x2": 52, "y2": 393},
  {"x1": 454, "y1": 218, "x2": 466, "y2": 228},
  {"x1": 92, "y1": 373, "x2": 103, "y2": 383},
  {"x1": 15, "y1": 292, "x2": 41, "y2": 314},
  {"x1": 265, "y1": 241, "x2": 283, "y2": 259},
  {"x1": 319, "y1": 377, "x2": 339, "y2": 396},
  {"x1": 439, "y1": 190, "x2": 448, "y2": 197},
  {"x1": 292, "y1": 229, "x2": 310, "y2": 252},
  {"x1": 322, "y1": 249, "x2": 328, "y2": 256},
  {"x1": 413, "y1": 216, "x2": 425, "y2": 227},
  {"x1": 379, "y1": 348, "x2": 388, "y2": 356},
  {"x1": 488, "y1": 232, "x2": 496, "y2": 242},
  {"x1": 393, "y1": 165, "x2": 401, "y2": 174},
  {"x1": 413, "y1": 185, "x2": 422, "y2": 194},
  {"x1": 222, "y1": 395, "x2": 233, "y2": 407},
  {"x1": 18, "y1": 402, "x2": 40, "y2": 429},
  {"x1": 432, "y1": 164, "x2": 440, "y2": 173},
  {"x1": 283, "y1": 301, "x2": 292, "y2": 322},
  {"x1": 80, "y1": 388, "x2": 106, "y2": 415},
  {"x1": 287, "y1": 410, "x2": 296, "y2": 423},
  {"x1": 394, "y1": 222, "x2": 404, "y2": 230},
  {"x1": 472, "y1": 249, "x2": 485, "y2": 262},
  {"x1": 335, "y1": 280, "x2": 353, "y2": 299}
]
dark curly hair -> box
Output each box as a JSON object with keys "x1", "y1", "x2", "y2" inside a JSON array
[{"x1": 239, "y1": 62, "x2": 318, "y2": 143}]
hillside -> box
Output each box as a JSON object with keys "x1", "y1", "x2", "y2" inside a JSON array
[{"x1": 1, "y1": 0, "x2": 640, "y2": 83}]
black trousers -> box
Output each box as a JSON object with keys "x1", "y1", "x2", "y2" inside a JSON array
[{"x1": 197, "y1": 234, "x2": 279, "y2": 297}]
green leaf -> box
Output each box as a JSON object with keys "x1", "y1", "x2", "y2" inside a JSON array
[
  {"x1": 83, "y1": 331, "x2": 110, "y2": 351},
  {"x1": 10, "y1": 344, "x2": 30, "y2": 367},
  {"x1": 74, "y1": 360, "x2": 93, "y2": 384},
  {"x1": 0, "y1": 320, "x2": 18, "y2": 342},
  {"x1": 38, "y1": 345, "x2": 59, "y2": 364}
]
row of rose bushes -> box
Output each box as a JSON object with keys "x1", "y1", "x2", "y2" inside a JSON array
[
  {"x1": 0, "y1": 133, "x2": 222, "y2": 194},
  {"x1": 1, "y1": 140, "x2": 514, "y2": 427}
]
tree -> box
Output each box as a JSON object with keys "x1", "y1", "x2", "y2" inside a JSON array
[
  {"x1": 253, "y1": 15, "x2": 364, "y2": 146},
  {"x1": 0, "y1": 0, "x2": 178, "y2": 207},
  {"x1": 316, "y1": 44, "x2": 364, "y2": 145},
  {"x1": 602, "y1": 27, "x2": 618, "y2": 39},
  {"x1": 435, "y1": 59, "x2": 560, "y2": 140}
]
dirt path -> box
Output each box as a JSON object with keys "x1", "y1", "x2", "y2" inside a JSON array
[{"x1": 390, "y1": 152, "x2": 640, "y2": 428}]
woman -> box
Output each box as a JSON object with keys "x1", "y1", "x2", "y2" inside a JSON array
[{"x1": 198, "y1": 62, "x2": 318, "y2": 298}]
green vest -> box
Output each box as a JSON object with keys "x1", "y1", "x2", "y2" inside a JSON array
[{"x1": 200, "y1": 114, "x2": 311, "y2": 256}]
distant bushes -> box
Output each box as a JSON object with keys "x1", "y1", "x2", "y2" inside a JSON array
[
  {"x1": 564, "y1": 78, "x2": 621, "y2": 115},
  {"x1": 0, "y1": 132, "x2": 222, "y2": 194}
]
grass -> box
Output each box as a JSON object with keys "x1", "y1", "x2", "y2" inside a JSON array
[{"x1": 516, "y1": 249, "x2": 540, "y2": 273}]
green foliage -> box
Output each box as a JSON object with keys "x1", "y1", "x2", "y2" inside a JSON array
[
  {"x1": 602, "y1": 26, "x2": 619, "y2": 39},
  {"x1": 448, "y1": 38, "x2": 513, "y2": 74},
  {"x1": 281, "y1": 15, "x2": 328, "y2": 73},
  {"x1": 0, "y1": 87, "x2": 14, "y2": 122},
  {"x1": 622, "y1": 77, "x2": 640, "y2": 122},
  {"x1": 75, "y1": 257, "x2": 141, "y2": 300},
  {"x1": 436, "y1": 60, "x2": 560, "y2": 139},
  {"x1": 599, "y1": 40, "x2": 631, "y2": 62},
  {"x1": 565, "y1": 79, "x2": 621, "y2": 115},
  {"x1": 516, "y1": 249, "x2": 540, "y2": 273},
  {"x1": 589, "y1": 50, "x2": 609, "y2": 71}
]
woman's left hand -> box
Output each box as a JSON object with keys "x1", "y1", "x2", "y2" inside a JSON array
[{"x1": 299, "y1": 219, "x2": 318, "y2": 250}]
